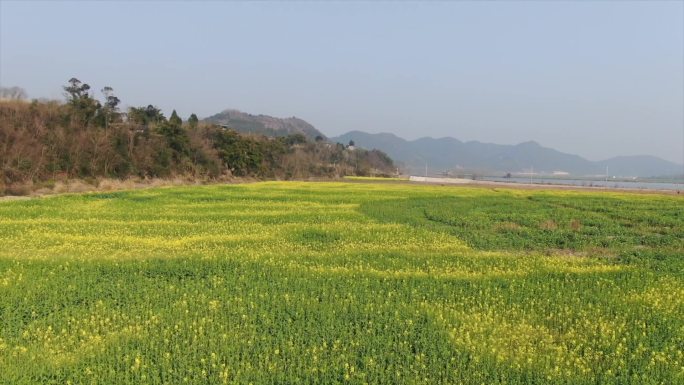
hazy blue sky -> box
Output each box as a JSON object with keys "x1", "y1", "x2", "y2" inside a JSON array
[{"x1": 1, "y1": 1, "x2": 682, "y2": 163}]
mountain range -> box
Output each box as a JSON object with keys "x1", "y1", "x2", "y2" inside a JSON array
[
  {"x1": 330, "y1": 131, "x2": 682, "y2": 177},
  {"x1": 203, "y1": 109, "x2": 682, "y2": 177}
]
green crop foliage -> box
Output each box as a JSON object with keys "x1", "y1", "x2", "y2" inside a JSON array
[{"x1": 0, "y1": 182, "x2": 682, "y2": 384}]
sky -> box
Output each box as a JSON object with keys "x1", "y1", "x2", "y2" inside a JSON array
[{"x1": 1, "y1": 1, "x2": 683, "y2": 164}]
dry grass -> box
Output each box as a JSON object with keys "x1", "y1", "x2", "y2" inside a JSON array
[
  {"x1": 494, "y1": 221, "x2": 523, "y2": 232},
  {"x1": 570, "y1": 219, "x2": 582, "y2": 231},
  {"x1": 539, "y1": 219, "x2": 559, "y2": 230},
  {"x1": 2, "y1": 177, "x2": 245, "y2": 197}
]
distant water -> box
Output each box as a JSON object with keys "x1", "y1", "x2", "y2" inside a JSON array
[{"x1": 480, "y1": 176, "x2": 684, "y2": 191}]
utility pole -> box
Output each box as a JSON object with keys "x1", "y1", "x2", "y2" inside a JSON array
[
  {"x1": 530, "y1": 166, "x2": 533, "y2": 184},
  {"x1": 425, "y1": 160, "x2": 428, "y2": 177}
]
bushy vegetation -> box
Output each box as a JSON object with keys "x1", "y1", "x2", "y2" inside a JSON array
[
  {"x1": 0, "y1": 182, "x2": 682, "y2": 384},
  {"x1": 0, "y1": 79, "x2": 395, "y2": 195}
]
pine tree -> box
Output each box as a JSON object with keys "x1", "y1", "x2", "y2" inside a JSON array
[
  {"x1": 169, "y1": 110, "x2": 182, "y2": 127},
  {"x1": 188, "y1": 113, "x2": 199, "y2": 129}
]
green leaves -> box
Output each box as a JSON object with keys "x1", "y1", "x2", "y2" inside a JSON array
[{"x1": 0, "y1": 182, "x2": 682, "y2": 384}]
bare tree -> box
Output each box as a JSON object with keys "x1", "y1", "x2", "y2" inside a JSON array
[{"x1": 0, "y1": 86, "x2": 27, "y2": 100}]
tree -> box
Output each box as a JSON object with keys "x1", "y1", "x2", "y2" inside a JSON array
[
  {"x1": 169, "y1": 110, "x2": 182, "y2": 127},
  {"x1": 315, "y1": 135, "x2": 324, "y2": 142},
  {"x1": 283, "y1": 133, "x2": 307, "y2": 146},
  {"x1": 128, "y1": 105, "x2": 165, "y2": 127},
  {"x1": 188, "y1": 113, "x2": 199, "y2": 129},
  {"x1": 157, "y1": 121, "x2": 190, "y2": 161},
  {"x1": 212, "y1": 129, "x2": 266, "y2": 176},
  {"x1": 63, "y1": 78, "x2": 100, "y2": 126},
  {"x1": 145, "y1": 105, "x2": 165, "y2": 124},
  {"x1": 0, "y1": 86, "x2": 27, "y2": 100},
  {"x1": 348, "y1": 140, "x2": 355, "y2": 147},
  {"x1": 100, "y1": 86, "x2": 121, "y2": 129},
  {"x1": 101, "y1": 87, "x2": 120, "y2": 111},
  {"x1": 158, "y1": 110, "x2": 189, "y2": 162},
  {"x1": 63, "y1": 78, "x2": 91, "y2": 104}
]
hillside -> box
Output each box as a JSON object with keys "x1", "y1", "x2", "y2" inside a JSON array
[
  {"x1": 0, "y1": 81, "x2": 395, "y2": 195},
  {"x1": 204, "y1": 109, "x2": 326, "y2": 140},
  {"x1": 330, "y1": 131, "x2": 683, "y2": 177},
  {"x1": 596, "y1": 156, "x2": 683, "y2": 178}
]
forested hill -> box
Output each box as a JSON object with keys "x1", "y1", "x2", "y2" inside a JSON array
[
  {"x1": 204, "y1": 109, "x2": 326, "y2": 140},
  {"x1": 0, "y1": 79, "x2": 394, "y2": 195}
]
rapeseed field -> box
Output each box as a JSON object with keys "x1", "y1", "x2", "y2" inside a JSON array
[{"x1": 0, "y1": 182, "x2": 682, "y2": 384}]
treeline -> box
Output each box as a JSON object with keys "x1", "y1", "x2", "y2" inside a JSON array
[{"x1": 0, "y1": 78, "x2": 395, "y2": 195}]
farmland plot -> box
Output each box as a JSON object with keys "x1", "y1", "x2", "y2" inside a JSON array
[{"x1": 0, "y1": 182, "x2": 682, "y2": 384}]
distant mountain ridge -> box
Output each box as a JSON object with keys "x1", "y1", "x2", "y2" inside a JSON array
[
  {"x1": 204, "y1": 109, "x2": 325, "y2": 139},
  {"x1": 202, "y1": 109, "x2": 681, "y2": 177},
  {"x1": 330, "y1": 131, "x2": 682, "y2": 177}
]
